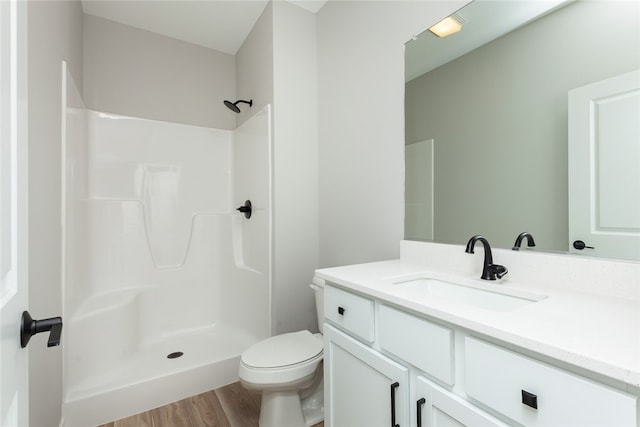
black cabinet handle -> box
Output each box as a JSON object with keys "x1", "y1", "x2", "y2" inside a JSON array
[
  {"x1": 20, "y1": 311, "x2": 63, "y2": 348},
  {"x1": 337, "y1": 306, "x2": 345, "y2": 315},
  {"x1": 390, "y1": 381, "x2": 400, "y2": 427},
  {"x1": 521, "y1": 389, "x2": 538, "y2": 409},
  {"x1": 416, "y1": 397, "x2": 426, "y2": 427}
]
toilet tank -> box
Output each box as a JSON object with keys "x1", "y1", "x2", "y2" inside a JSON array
[{"x1": 310, "y1": 277, "x2": 325, "y2": 334}]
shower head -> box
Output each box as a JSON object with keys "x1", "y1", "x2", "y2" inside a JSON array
[{"x1": 224, "y1": 99, "x2": 253, "y2": 113}]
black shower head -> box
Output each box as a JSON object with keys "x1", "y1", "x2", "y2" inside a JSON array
[{"x1": 224, "y1": 99, "x2": 253, "y2": 113}]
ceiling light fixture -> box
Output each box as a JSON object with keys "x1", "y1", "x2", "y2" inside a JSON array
[{"x1": 428, "y1": 14, "x2": 464, "y2": 38}]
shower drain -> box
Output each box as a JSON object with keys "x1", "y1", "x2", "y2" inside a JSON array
[{"x1": 167, "y1": 351, "x2": 184, "y2": 359}]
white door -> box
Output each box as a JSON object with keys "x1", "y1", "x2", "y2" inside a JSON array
[
  {"x1": 568, "y1": 69, "x2": 640, "y2": 260},
  {"x1": 0, "y1": 0, "x2": 29, "y2": 425}
]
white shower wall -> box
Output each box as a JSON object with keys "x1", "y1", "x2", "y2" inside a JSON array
[{"x1": 62, "y1": 100, "x2": 272, "y2": 426}]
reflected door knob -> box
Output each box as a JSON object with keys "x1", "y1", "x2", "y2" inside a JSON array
[
  {"x1": 236, "y1": 200, "x2": 252, "y2": 219},
  {"x1": 573, "y1": 240, "x2": 594, "y2": 250}
]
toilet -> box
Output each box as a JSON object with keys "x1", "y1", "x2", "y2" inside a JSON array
[{"x1": 239, "y1": 279, "x2": 325, "y2": 427}]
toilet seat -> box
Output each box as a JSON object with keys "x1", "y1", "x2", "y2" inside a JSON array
[
  {"x1": 239, "y1": 330, "x2": 323, "y2": 387},
  {"x1": 242, "y1": 330, "x2": 323, "y2": 369}
]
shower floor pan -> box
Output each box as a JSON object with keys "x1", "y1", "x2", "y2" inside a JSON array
[{"x1": 63, "y1": 324, "x2": 256, "y2": 427}]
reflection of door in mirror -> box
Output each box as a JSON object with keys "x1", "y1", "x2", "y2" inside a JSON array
[
  {"x1": 405, "y1": 139, "x2": 434, "y2": 240},
  {"x1": 568, "y1": 70, "x2": 640, "y2": 261}
]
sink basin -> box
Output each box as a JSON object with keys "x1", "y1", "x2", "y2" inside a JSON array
[{"x1": 393, "y1": 277, "x2": 546, "y2": 311}]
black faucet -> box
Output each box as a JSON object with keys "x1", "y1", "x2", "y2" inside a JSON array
[
  {"x1": 465, "y1": 235, "x2": 508, "y2": 280},
  {"x1": 512, "y1": 232, "x2": 536, "y2": 250}
]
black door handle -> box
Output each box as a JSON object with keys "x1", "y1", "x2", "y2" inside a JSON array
[
  {"x1": 236, "y1": 200, "x2": 252, "y2": 218},
  {"x1": 20, "y1": 311, "x2": 63, "y2": 348},
  {"x1": 573, "y1": 240, "x2": 594, "y2": 250}
]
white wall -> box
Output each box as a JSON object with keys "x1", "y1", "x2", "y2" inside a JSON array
[
  {"x1": 83, "y1": 14, "x2": 236, "y2": 129},
  {"x1": 236, "y1": 3, "x2": 274, "y2": 127},
  {"x1": 237, "y1": 2, "x2": 319, "y2": 334},
  {"x1": 26, "y1": 1, "x2": 83, "y2": 425},
  {"x1": 272, "y1": 1, "x2": 319, "y2": 334},
  {"x1": 316, "y1": 1, "x2": 469, "y2": 268}
]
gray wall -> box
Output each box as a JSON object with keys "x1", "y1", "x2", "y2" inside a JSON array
[
  {"x1": 405, "y1": 0, "x2": 640, "y2": 251},
  {"x1": 27, "y1": 1, "x2": 83, "y2": 425},
  {"x1": 83, "y1": 14, "x2": 236, "y2": 129}
]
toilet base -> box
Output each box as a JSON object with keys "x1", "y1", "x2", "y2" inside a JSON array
[
  {"x1": 259, "y1": 390, "x2": 305, "y2": 427},
  {"x1": 256, "y1": 369, "x2": 324, "y2": 427},
  {"x1": 300, "y1": 377, "x2": 324, "y2": 426}
]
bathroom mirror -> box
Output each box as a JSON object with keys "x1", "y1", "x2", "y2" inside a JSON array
[{"x1": 404, "y1": 0, "x2": 640, "y2": 260}]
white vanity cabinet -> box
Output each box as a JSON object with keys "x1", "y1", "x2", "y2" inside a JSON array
[
  {"x1": 464, "y1": 337, "x2": 637, "y2": 427},
  {"x1": 324, "y1": 324, "x2": 409, "y2": 427},
  {"x1": 323, "y1": 283, "x2": 639, "y2": 427},
  {"x1": 324, "y1": 284, "x2": 375, "y2": 342}
]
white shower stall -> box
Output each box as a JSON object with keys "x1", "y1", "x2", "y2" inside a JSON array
[{"x1": 61, "y1": 68, "x2": 272, "y2": 426}]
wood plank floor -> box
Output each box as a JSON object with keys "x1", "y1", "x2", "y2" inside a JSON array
[{"x1": 99, "y1": 382, "x2": 324, "y2": 427}]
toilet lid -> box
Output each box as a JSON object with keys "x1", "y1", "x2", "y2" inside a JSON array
[{"x1": 242, "y1": 330, "x2": 323, "y2": 369}]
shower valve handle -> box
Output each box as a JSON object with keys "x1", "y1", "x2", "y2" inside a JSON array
[{"x1": 20, "y1": 311, "x2": 63, "y2": 348}]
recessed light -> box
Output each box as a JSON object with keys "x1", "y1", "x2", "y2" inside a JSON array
[{"x1": 428, "y1": 14, "x2": 464, "y2": 38}]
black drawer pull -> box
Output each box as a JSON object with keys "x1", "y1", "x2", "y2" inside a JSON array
[
  {"x1": 390, "y1": 382, "x2": 400, "y2": 427},
  {"x1": 521, "y1": 389, "x2": 538, "y2": 409},
  {"x1": 338, "y1": 306, "x2": 345, "y2": 315},
  {"x1": 416, "y1": 397, "x2": 426, "y2": 427}
]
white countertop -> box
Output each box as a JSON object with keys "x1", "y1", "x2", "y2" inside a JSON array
[{"x1": 316, "y1": 258, "x2": 640, "y2": 388}]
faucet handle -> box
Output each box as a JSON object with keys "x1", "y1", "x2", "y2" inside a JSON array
[{"x1": 489, "y1": 264, "x2": 508, "y2": 279}]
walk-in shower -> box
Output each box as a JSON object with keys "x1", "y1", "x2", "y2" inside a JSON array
[{"x1": 61, "y1": 70, "x2": 272, "y2": 426}]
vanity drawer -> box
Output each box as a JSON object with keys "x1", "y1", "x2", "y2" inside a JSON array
[
  {"x1": 324, "y1": 285, "x2": 374, "y2": 342},
  {"x1": 464, "y1": 337, "x2": 637, "y2": 427},
  {"x1": 379, "y1": 304, "x2": 454, "y2": 385}
]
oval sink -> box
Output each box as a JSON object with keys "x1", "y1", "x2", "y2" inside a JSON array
[{"x1": 393, "y1": 277, "x2": 547, "y2": 311}]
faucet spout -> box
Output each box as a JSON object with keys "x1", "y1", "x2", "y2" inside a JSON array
[
  {"x1": 512, "y1": 232, "x2": 536, "y2": 250},
  {"x1": 465, "y1": 234, "x2": 507, "y2": 280}
]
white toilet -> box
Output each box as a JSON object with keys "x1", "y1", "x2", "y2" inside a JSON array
[{"x1": 239, "y1": 280, "x2": 324, "y2": 427}]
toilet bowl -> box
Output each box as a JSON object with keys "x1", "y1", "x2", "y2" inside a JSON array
[{"x1": 239, "y1": 280, "x2": 324, "y2": 427}]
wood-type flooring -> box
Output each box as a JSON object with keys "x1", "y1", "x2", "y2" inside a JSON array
[{"x1": 99, "y1": 381, "x2": 324, "y2": 427}]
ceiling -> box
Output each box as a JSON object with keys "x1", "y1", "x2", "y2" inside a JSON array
[
  {"x1": 81, "y1": 0, "x2": 571, "y2": 77},
  {"x1": 405, "y1": 0, "x2": 572, "y2": 82},
  {"x1": 81, "y1": 0, "x2": 327, "y2": 56}
]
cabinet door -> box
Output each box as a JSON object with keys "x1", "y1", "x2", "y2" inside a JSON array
[
  {"x1": 325, "y1": 324, "x2": 409, "y2": 427},
  {"x1": 415, "y1": 376, "x2": 508, "y2": 427}
]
